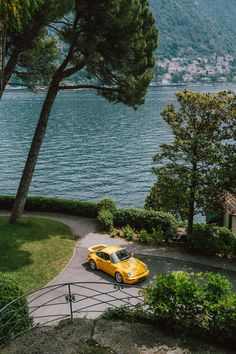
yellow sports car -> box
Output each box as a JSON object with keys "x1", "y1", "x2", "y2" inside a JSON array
[{"x1": 87, "y1": 244, "x2": 149, "y2": 284}]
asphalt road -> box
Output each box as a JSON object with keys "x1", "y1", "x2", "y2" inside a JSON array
[{"x1": 80, "y1": 248, "x2": 236, "y2": 290}]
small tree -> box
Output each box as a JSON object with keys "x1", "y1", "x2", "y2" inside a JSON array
[
  {"x1": 9, "y1": 0, "x2": 158, "y2": 223},
  {"x1": 145, "y1": 89, "x2": 236, "y2": 237}
]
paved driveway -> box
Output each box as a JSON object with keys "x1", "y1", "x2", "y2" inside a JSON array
[{"x1": 1, "y1": 212, "x2": 236, "y2": 324}]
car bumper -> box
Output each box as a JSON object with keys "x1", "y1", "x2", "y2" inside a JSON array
[{"x1": 124, "y1": 270, "x2": 150, "y2": 284}]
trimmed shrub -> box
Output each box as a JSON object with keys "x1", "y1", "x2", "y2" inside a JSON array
[
  {"x1": 97, "y1": 198, "x2": 116, "y2": 214},
  {"x1": 97, "y1": 209, "x2": 113, "y2": 233},
  {"x1": 189, "y1": 223, "x2": 236, "y2": 256},
  {"x1": 113, "y1": 208, "x2": 177, "y2": 241},
  {"x1": 0, "y1": 273, "x2": 31, "y2": 345},
  {"x1": 0, "y1": 195, "x2": 98, "y2": 218}
]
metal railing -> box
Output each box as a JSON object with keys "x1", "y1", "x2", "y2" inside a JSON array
[{"x1": 0, "y1": 281, "x2": 144, "y2": 346}]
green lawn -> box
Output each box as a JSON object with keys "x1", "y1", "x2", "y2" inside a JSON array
[{"x1": 0, "y1": 216, "x2": 74, "y2": 293}]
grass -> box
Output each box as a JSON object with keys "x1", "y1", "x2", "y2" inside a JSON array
[{"x1": 0, "y1": 216, "x2": 74, "y2": 293}]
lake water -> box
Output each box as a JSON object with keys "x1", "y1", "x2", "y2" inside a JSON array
[{"x1": 0, "y1": 84, "x2": 235, "y2": 208}]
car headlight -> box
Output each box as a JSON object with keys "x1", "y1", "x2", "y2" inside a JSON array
[
  {"x1": 144, "y1": 265, "x2": 148, "y2": 270},
  {"x1": 127, "y1": 272, "x2": 132, "y2": 278}
]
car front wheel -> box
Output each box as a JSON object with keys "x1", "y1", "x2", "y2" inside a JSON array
[
  {"x1": 89, "y1": 259, "x2": 97, "y2": 270},
  {"x1": 115, "y1": 272, "x2": 123, "y2": 283}
]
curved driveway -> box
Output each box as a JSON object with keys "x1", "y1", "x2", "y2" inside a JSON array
[
  {"x1": 26, "y1": 212, "x2": 236, "y2": 288},
  {"x1": 1, "y1": 211, "x2": 236, "y2": 323}
]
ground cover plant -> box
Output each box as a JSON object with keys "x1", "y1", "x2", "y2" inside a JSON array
[{"x1": 0, "y1": 216, "x2": 74, "y2": 293}]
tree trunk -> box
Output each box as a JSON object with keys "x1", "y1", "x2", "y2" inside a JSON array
[
  {"x1": 187, "y1": 163, "x2": 197, "y2": 239},
  {"x1": 0, "y1": 25, "x2": 5, "y2": 97},
  {"x1": 187, "y1": 190, "x2": 195, "y2": 238},
  {"x1": 1, "y1": 47, "x2": 20, "y2": 96},
  {"x1": 9, "y1": 79, "x2": 60, "y2": 223}
]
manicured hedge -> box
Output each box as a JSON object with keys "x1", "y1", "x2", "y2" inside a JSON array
[
  {"x1": 0, "y1": 195, "x2": 98, "y2": 218},
  {"x1": 97, "y1": 209, "x2": 114, "y2": 233},
  {"x1": 97, "y1": 198, "x2": 116, "y2": 214},
  {"x1": 0, "y1": 196, "x2": 178, "y2": 240},
  {"x1": 113, "y1": 208, "x2": 177, "y2": 241}
]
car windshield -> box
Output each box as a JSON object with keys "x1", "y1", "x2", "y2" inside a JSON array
[{"x1": 110, "y1": 249, "x2": 131, "y2": 263}]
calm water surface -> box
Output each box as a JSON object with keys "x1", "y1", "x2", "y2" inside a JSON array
[{"x1": 0, "y1": 84, "x2": 235, "y2": 207}]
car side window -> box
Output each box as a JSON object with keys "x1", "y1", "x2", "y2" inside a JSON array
[
  {"x1": 102, "y1": 252, "x2": 110, "y2": 261},
  {"x1": 96, "y1": 251, "x2": 102, "y2": 258}
]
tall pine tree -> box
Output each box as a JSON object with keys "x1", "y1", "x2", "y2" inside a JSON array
[{"x1": 9, "y1": 0, "x2": 158, "y2": 223}]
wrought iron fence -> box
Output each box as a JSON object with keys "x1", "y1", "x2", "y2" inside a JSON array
[{"x1": 0, "y1": 281, "x2": 144, "y2": 347}]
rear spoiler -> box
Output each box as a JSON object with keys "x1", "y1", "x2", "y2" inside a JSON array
[{"x1": 88, "y1": 244, "x2": 107, "y2": 253}]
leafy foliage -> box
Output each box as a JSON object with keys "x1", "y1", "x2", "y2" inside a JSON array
[
  {"x1": 189, "y1": 223, "x2": 236, "y2": 256},
  {"x1": 113, "y1": 208, "x2": 177, "y2": 241},
  {"x1": 122, "y1": 225, "x2": 135, "y2": 241},
  {"x1": 146, "y1": 90, "x2": 236, "y2": 236},
  {"x1": 145, "y1": 169, "x2": 189, "y2": 220},
  {"x1": 0, "y1": 0, "x2": 44, "y2": 30},
  {"x1": 142, "y1": 271, "x2": 236, "y2": 347},
  {"x1": 97, "y1": 209, "x2": 114, "y2": 233},
  {"x1": 0, "y1": 272, "x2": 31, "y2": 345},
  {"x1": 138, "y1": 228, "x2": 164, "y2": 245},
  {"x1": 97, "y1": 198, "x2": 116, "y2": 214},
  {"x1": 19, "y1": 0, "x2": 158, "y2": 107}
]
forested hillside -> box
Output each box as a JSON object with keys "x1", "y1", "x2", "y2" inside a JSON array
[{"x1": 149, "y1": 0, "x2": 236, "y2": 58}]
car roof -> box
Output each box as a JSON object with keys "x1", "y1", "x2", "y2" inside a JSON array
[{"x1": 102, "y1": 245, "x2": 124, "y2": 255}]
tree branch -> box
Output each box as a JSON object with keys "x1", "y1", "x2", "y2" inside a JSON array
[{"x1": 58, "y1": 84, "x2": 122, "y2": 93}]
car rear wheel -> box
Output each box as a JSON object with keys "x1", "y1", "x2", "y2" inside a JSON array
[
  {"x1": 89, "y1": 260, "x2": 97, "y2": 270},
  {"x1": 115, "y1": 272, "x2": 123, "y2": 283}
]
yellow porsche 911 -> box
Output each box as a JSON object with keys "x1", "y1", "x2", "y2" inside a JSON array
[{"x1": 87, "y1": 244, "x2": 149, "y2": 284}]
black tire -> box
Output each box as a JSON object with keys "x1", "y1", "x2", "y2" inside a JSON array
[
  {"x1": 89, "y1": 259, "x2": 97, "y2": 270},
  {"x1": 115, "y1": 272, "x2": 123, "y2": 283}
]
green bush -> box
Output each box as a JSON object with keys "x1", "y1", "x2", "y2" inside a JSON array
[
  {"x1": 142, "y1": 272, "x2": 202, "y2": 330},
  {"x1": 113, "y1": 208, "x2": 177, "y2": 241},
  {"x1": 138, "y1": 229, "x2": 152, "y2": 244},
  {"x1": 97, "y1": 198, "x2": 116, "y2": 214},
  {"x1": 138, "y1": 228, "x2": 164, "y2": 244},
  {"x1": 97, "y1": 209, "x2": 114, "y2": 233},
  {"x1": 0, "y1": 195, "x2": 98, "y2": 218},
  {"x1": 0, "y1": 273, "x2": 31, "y2": 345},
  {"x1": 142, "y1": 271, "x2": 236, "y2": 347},
  {"x1": 189, "y1": 223, "x2": 236, "y2": 256},
  {"x1": 122, "y1": 225, "x2": 135, "y2": 240}
]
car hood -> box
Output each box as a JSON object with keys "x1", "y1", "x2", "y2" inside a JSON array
[{"x1": 117, "y1": 257, "x2": 147, "y2": 276}]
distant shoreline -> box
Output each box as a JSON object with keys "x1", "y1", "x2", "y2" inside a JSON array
[{"x1": 5, "y1": 82, "x2": 236, "y2": 92}]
